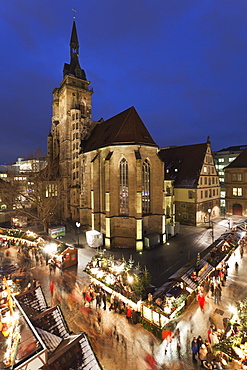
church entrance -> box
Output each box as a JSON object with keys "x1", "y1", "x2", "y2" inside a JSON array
[{"x1": 232, "y1": 203, "x2": 242, "y2": 216}]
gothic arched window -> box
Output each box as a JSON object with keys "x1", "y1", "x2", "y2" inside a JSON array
[
  {"x1": 119, "y1": 158, "x2": 128, "y2": 215},
  {"x1": 142, "y1": 159, "x2": 150, "y2": 213}
]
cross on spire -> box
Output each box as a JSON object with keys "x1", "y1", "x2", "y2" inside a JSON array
[{"x1": 72, "y1": 8, "x2": 77, "y2": 20}]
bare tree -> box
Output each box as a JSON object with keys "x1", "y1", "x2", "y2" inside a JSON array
[{"x1": 0, "y1": 159, "x2": 62, "y2": 232}]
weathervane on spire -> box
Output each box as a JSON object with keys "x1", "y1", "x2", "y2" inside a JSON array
[{"x1": 72, "y1": 8, "x2": 77, "y2": 20}]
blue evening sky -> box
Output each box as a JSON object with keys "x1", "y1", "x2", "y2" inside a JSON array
[{"x1": 1, "y1": 0, "x2": 247, "y2": 163}]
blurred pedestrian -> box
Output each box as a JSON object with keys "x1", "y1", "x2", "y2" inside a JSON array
[
  {"x1": 199, "y1": 343, "x2": 208, "y2": 367},
  {"x1": 95, "y1": 292, "x2": 102, "y2": 310},
  {"x1": 49, "y1": 279, "x2": 55, "y2": 297},
  {"x1": 198, "y1": 291, "x2": 205, "y2": 310},
  {"x1": 102, "y1": 291, "x2": 107, "y2": 310},
  {"x1": 197, "y1": 335, "x2": 203, "y2": 349},
  {"x1": 126, "y1": 305, "x2": 132, "y2": 323},
  {"x1": 214, "y1": 284, "x2": 221, "y2": 304},
  {"x1": 191, "y1": 337, "x2": 198, "y2": 362}
]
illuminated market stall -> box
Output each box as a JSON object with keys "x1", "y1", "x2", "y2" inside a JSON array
[
  {"x1": 85, "y1": 252, "x2": 152, "y2": 310},
  {"x1": 0, "y1": 228, "x2": 78, "y2": 270},
  {"x1": 141, "y1": 281, "x2": 190, "y2": 329}
]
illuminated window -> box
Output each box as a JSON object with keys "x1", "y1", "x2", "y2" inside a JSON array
[
  {"x1": 233, "y1": 188, "x2": 242, "y2": 196},
  {"x1": 119, "y1": 158, "x2": 128, "y2": 215},
  {"x1": 203, "y1": 166, "x2": 207, "y2": 173},
  {"x1": 142, "y1": 159, "x2": 150, "y2": 213},
  {"x1": 218, "y1": 158, "x2": 224, "y2": 163},
  {"x1": 46, "y1": 183, "x2": 58, "y2": 197}
]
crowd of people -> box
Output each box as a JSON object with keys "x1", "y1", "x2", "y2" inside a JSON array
[{"x1": 191, "y1": 331, "x2": 230, "y2": 369}]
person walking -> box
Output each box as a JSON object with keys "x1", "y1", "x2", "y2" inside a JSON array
[
  {"x1": 199, "y1": 343, "x2": 208, "y2": 367},
  {"x1": 102, "y1": 291, "x2": 107, "y2": 310},
  {"x1": 214, "y1": 284, "x2": 221, "y2": 305},
  {"x1": 197, "y1": 291, "x2": 206, "y2": 311},
  {"x1": 95, "y1": 292, "x2": 102, "y2": 310},
  {"x1": 197, "y1": 335, "x2": 203, "y2": 349},
  {"x1": 126, "y1": 305, "x2": 132, "y2": 323},
  {"x1": 191, "y1": 337, "x2": 198, "y2": 363},
  {"x1": 109, "y1": 293, "x2": 114, "y2": 311},
  {"x1": 209, "y1": 281, "x2": 215, "y2": 299}
]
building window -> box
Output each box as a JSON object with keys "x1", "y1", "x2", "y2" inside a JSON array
[
  {"x1": 218, "y1": 158, "x2": 224, "y2": 163},
  {"x1": 45, "y1": 183, "x2": 58, "y2": 197},
  {"x1": 166, "y1": 206, "x2": 170, "y2": 216},
  {"x1": 188, "y1": 191, "x2": 193, "y2": 199},
  {"x1": 204, "y1": 177, "x2": 207, "y2": 185},
  {"x1": 142, "y1": 159, "x2": 150, "y2": 213},
  {"x1": 232, "y1": 173, "x2": 242, "y2": 181},
  {"x1": 201, "y1": 190, "x2": 203, "y2": 199},
  {"x1": 205, "y1": 190, "x2": 208, "y2": 198},
  {"x1": 229, "y1": 157, "x2": 236, "y2": 162},
  {"x1": 204, "y1": 166, "x2": 207, "y2": 173},
  {"x1": 119, "y1": 158, "x2": 128, "y2": 215},
  {"x1": 79, "y1": 103, "x2": 85, "y2": 115},
  {"x1": 233, "y1": 187, "x2": 242, "y2": 196}
]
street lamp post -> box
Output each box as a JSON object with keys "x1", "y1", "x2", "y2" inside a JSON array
[
  {"x1": 76, "y1": 222, "x2": 80, "y2": 248},
  {"x1": 208, "y1": 209, "x2": 211, "y2": 227},
  {"x1": 208, "y1": 208, "x2": 214, "y2": 243}
]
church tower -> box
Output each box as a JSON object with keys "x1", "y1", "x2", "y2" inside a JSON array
[{"x1": 48, "y1": 20, "x2": 93, "y2": 221}]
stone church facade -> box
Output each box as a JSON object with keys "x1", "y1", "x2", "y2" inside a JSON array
[{"x1": 48, "y1": 21, "x2": 165, "y2": 250}]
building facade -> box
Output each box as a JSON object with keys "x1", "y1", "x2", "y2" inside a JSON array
[
  {"x1": 225, "y1": 148, "x2": 247, "y2": 216},
  {"x1": 213, "y1": 145, "x2": 247, "y2": 215},
  {"x1": 159, "y1": 140, "x2": 221, "y2": 226}
]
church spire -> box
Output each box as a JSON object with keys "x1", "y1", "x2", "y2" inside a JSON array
[
  {"x1": 63, "y1": 20, "x2": 87, "y2": 80},
  {"x1": 70, "y1": 21, "x2": 79, "y2": 58}
]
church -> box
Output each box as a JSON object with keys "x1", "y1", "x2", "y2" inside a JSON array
[{"x1": 47, "y1": 21, "x2": 166, "y2": 251}]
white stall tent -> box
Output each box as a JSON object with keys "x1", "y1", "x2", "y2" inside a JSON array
[{"x1": 86, "y1": 230, "x2": 103, "y2": 248}]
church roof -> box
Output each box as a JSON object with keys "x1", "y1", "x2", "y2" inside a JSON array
[
  {"x1": 225, "y1": 147, "x2": 247, "y2": 168},
  {"x1": 158, "y1": 143, "x2": 208, "y2": 188},
  {"x1": 83, "y1": 106, "x2": 157, "y2": 152}
]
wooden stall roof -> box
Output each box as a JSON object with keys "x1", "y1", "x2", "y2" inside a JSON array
[{"x1": 180, "y1": 259, "x2": 214, "y2": 290}]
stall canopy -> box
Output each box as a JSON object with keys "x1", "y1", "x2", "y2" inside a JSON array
[
  {"x1": 179, "y1": 259, "x2": 214, "y2": 290},
  {"x1": 86, "y1": 230, "x2": 103, "y2": 248},
  {"x1": 14, "y1": 287, "x2": 102, "y2": 370}
]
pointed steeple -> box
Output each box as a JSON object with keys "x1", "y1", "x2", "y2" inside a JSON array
[
  {"x1": 70, "y1": 21, "x2": 79, "y2": 57},
  {"x1": 63, "y1": 20, "x2": 87, "y2": 80}
]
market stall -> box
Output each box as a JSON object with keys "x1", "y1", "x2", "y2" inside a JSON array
[
  {"x1": 56, "y1": 245, "x2": 78, "y2": 269},
  {"x1": 0, "y1": 227, "x2": 78, "y2": 270},
  {"x1": 0, "y1": 275, "x2": 46, "y2": 370},
  {"x1": 85, "y1": 253, "x2": 151, "y2": 308},
  {"x1": 141, "y1": 282, "x2": 190, "y2": 329}
]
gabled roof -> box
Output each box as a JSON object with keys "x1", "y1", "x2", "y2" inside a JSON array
[
  {"x1": 83, "y1": 106, "x2": 157, "y2": 152},
  {"x1": 158, "y1": 143, "x2": 208, "y2": 188},
  {"x1": 215, "y1": 144, "x2": 247, "y2": 153},
  {"x1": 225, "y1": 147, "x2": 247, "y2": 168}
]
